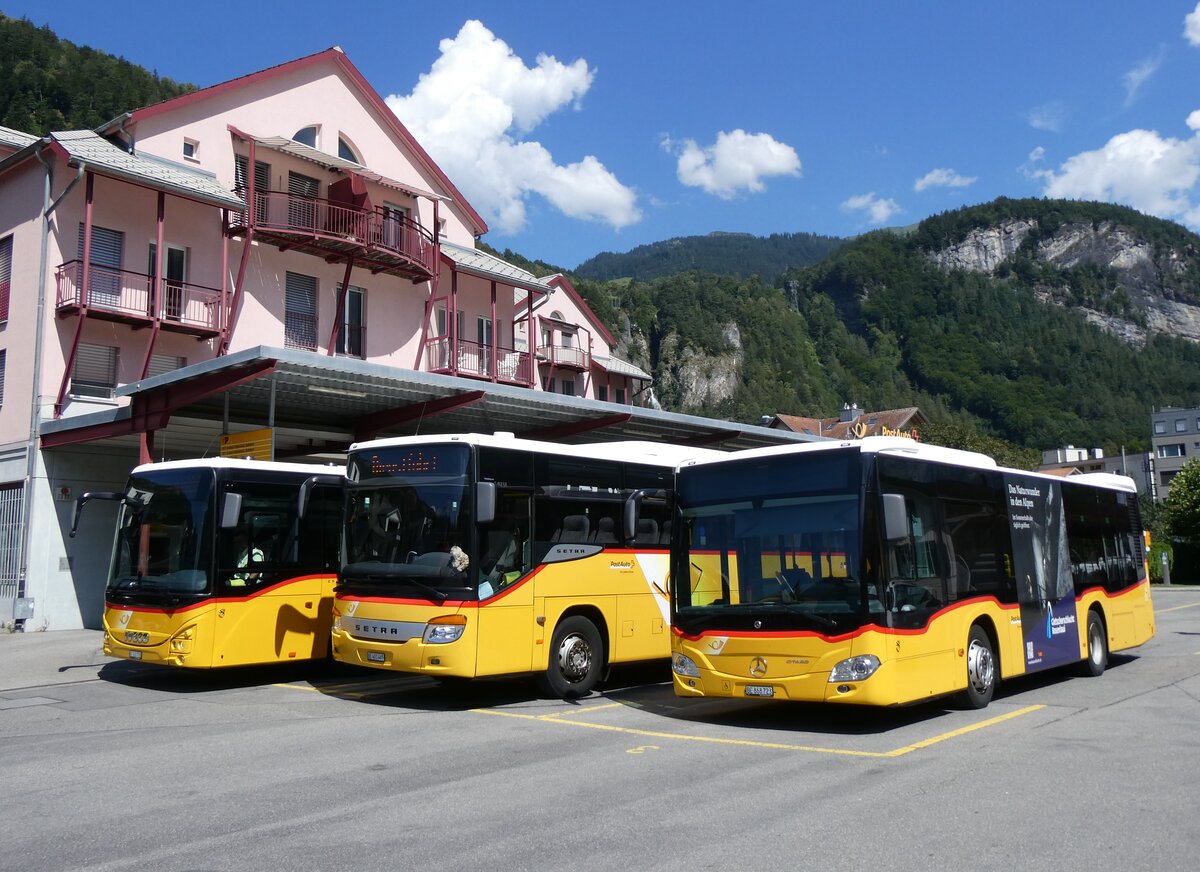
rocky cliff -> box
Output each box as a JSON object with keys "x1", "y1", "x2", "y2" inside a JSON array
[{"x1": 928, "y1": 216, "x2": 1200, "y2": 344}]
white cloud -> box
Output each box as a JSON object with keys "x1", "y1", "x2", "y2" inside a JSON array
[
  {"x1": 386, "y1": 20, "x2": 640, "y2": 234},
  {"x1": 914, "y1": 168, "x2": 977, "y2": 193},
  {"x1": 666, "y1": 129, "x2": 801, "y2": 199},
  {"x1": 1186, "y1": 3, "x2": 1200, "y2": 46},
  {"x1": 841, "y1": 192, "x2": 902, "y2": 225},
  {"x1": 1123, "y1": 50, "x2": 1163, "y2": 107},
  {"x1": 1041, "y1": 118, "x2": 1200, "y2": 225},
  {"x1": 1027, "y1": 101, "x2": 1067, "y2": 133}
]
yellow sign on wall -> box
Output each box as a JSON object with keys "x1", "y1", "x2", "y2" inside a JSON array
[{"x1": 219, "y1": 427, "x2": 273, "y2": 461}]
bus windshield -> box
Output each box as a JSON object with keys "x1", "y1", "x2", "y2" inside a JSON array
[
  {"x1": 343, "y1": 445, "x2": 473, "y2": 599},
  {"x1": 673, "y1": 448, "x2": 870, "y2": 635},
  {"x1": 108, "y1": 468, "x2": 215, "y2": 602}
]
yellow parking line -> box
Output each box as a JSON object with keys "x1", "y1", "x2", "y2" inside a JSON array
[
  {"x1": 472, "y1": 704, "x2": 1045, "y2": 757},
  {"x1": 1156, "y1": 601, "x2": 1200, "y2": 614}
]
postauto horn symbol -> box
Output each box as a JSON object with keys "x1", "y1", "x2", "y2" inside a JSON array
[{"x1": 749, "y1": 657, "x2": 768, "y2": 678}]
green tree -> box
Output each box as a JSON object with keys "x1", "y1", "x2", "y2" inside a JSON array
[{"x1": 1164, "y1": 458, "x2": 1200, "y2": 543}]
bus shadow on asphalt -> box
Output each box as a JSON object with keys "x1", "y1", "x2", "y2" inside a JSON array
[
  {"x1": 96, "y1": 657, "x2": 367, "y2": 693},
  {"x1": 600, "y1": 653, "x2": 1141, "y2": 737}
]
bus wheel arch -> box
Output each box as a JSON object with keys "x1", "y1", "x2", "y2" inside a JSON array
[
  {"x1": 957, "y1": 620, "x2": 998, "y2": 709},
  {"x1": 540, "y1": 609, "x2": 607, "y2": 699},
  {"x1": 1077, "y1": 607, "x2": 1108, "y2": 678}
]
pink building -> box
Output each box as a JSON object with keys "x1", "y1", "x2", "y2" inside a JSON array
[
  {"x1": 518, "y1": 274, "x2": 651, "y2": 405},
  {"x1": 0, "y1": 48, "x2": 656, "y2": 629}
]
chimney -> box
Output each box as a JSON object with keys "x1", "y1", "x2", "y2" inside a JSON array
[{"x1": 839, "y1": 403, "x2": 862, "y2": 423}]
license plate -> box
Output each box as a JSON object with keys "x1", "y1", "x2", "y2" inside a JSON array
[
  {"x1": 744, "y1": 684, "x2": 774, "y2": 697},
  {"x1": 366, "y1": 651, "x2": 386, "y2": 663},
  {"x1": 128, "y1": 650, "x2": 142, "y2": 660}
]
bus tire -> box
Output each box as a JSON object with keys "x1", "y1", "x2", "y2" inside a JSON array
[
  {"x1": 542, "y1": 616, "x2": 604, "y2": 699},
  {"x1": 958, "y1": 624, "x2": 996, "y2": 709},
  {"x1": 1077, "y1": 610, "x2": 1107, "y2": 678}
]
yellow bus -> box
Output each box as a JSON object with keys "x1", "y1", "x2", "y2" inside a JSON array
[
  {"x1": 670, "y1": 437, "x2": 1155, "y2": 708},
  {"x1": 331, "y1": 433, "x2": 713, "y2": 698},
  {"x1": 75, "y1": 459, "x2": 343, "y2": 668}
]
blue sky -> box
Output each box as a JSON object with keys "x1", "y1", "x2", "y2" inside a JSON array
[{"x1": 7, "y1": 1, "x2": 1200, "y2": 269}]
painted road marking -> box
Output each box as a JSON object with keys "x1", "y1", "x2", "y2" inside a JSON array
[
  {"x1": 472, "y1": 703, "x2": 1046, "y2": 757},
  {"x1": 1156, "y1": 600, "x2": 1200, "y2": 614}
]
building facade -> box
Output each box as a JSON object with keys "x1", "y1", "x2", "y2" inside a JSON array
[
  {"x1": 0, "y1": 48, "x2": 655, "y2": 629},
  {"x1": 1150, "y1": 405, "x2": 1200, "y2": 501}
]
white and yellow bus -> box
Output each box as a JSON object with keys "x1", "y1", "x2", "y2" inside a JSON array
[
  {"x1": 331, "y1": 433, "x2": 714, "y2": 697},
  {"x1": 75, "y1": 459, "x2": 343, "y2": 668},
  {"x1": 670, "y1": 437, "x2": 1155, "y2": 708}
]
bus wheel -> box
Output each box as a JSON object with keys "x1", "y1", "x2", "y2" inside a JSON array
[
  {"x1": 543, "y1": 616, "x2": 604, "y2": 699},
  {"x1": 1077, "y1": 611, "x2": 1108, "y2": 678},
  {"x1": 959, "y1": 624, "x2": 996, "y2": 709}
]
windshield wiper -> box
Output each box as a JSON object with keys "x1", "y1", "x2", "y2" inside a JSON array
[{"x1": 342, "y1": 564, "x2": 449, "y2": 602}]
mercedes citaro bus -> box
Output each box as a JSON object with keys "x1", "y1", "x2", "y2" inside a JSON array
[{"x1": 669, "y1": 437, "x2": 1154, "y2": 708}]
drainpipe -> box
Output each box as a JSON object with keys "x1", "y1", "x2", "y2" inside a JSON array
[{"x1": 16, "y1": 151, "x2": 81, "y2": 626}]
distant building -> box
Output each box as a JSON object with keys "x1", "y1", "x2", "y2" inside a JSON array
[
  {"x1": 1150, "y1": 405, "x2": 1200, "y2": 501},
  {"x1": 1037, "y1": 446, "x2": 1151, "y2": 497},
  {"x1": 767, "y1": 403, "x2": 925, "y2": 441}
]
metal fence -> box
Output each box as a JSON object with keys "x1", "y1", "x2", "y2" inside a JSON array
[{"x1": 0, "y1": 483, "x2": 24, "y2": 618}]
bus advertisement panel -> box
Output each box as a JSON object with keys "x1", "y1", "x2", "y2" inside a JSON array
[
  {"x1": 331, "y1": 433, "x2": 713, "y2": 698},
  {"x1": 77, "y1": 459, "x2": 343, "y2": 668},
  {"x1": 669, "y1": 437, "x2": 1154, "y2": 708}
]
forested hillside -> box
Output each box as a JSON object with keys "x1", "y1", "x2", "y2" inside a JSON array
[
  {"x1": 574, "y1": 231, "x2": 844, "y2": 280},
  {"x1": 567, "y1": 201, "x2": 1200, "y2": 456},
  {"x1": 0, "y1": 13, "x2": 193, "y2": 134}
]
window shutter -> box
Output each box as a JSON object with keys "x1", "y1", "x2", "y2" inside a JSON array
[
  {"x1": 284, "y1": 272, "x2": 318, "y2": 350},
  {"x1": 0, "y1": 349, "x2": 6, "y2": 407},
  {"x1": 72, "y1": 343, "x2": 119, "y2": 398},
  {"x1": 76, "y1": 224, "x2": 124, "y2": 268},
  {"x1": 147, "y1": 354, "x2": 186, "y2": 378},
  {"x1": 0, "y1": 235, "x2": 11, "y2": 322}
]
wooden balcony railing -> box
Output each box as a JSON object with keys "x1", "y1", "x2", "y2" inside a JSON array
[
  {"x1": 55, "y1": 261, "x2": 222, "y2": 335},
  {"x1": 232, "y1": 190, "x2": 438, "y2": 280},
  {"x1": 425, "y1": 337, "x2": 532, "y2": 385}
]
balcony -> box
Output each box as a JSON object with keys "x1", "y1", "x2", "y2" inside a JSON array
[
  {"x1": 55, "y1": 261, "x2": 222, "y2": 337},
  {"x1": 425, "y1": 337, "x2": 533, "y2": 386},
  {"x1": 537, "y1": 343, "x2": 590, "y2": 371},
  {"x1": 230, "y1": 190, "x2": 438, "y2": 282}
]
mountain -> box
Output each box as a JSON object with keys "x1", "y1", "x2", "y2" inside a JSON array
[
  {"x1": 0, "y1": 13, "x2": 193, "y2": 134},
  {"x1": 567, "y1": 199, "x2": 1200, "y2": 456},
  {"x1": 573, "y1": 231, "x2": 845, "y2": 281}
]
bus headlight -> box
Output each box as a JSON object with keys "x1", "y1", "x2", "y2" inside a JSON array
[
  {"x1": 672, "y1": 653, "x2": 701, "y2": 678},
  {"x1": 829, "y1": 655, "x2": 880, "y2": 682},
  {"x1": 423, "y1": 615, "x2": 467, "y2": 644},
  {"x1": 169, "y1": 625, "x2": 195, "y2": 653}
]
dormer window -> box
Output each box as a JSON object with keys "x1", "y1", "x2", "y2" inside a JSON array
[{"x1": 293, "y1": 126, "x2": 318, "y2": 148}]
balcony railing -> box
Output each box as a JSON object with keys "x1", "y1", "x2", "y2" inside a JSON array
[
  {"x1": 284, "y1": 310, "x2": 318, "y2": 352},
  {"x1": 425, "y1": 337, "x2": 532, "y2": 385},
  {"x1": 55, "y1": 261, "x2": 222, "y2": 335},
  {"x1": 538, "y1": 343, "x2": 590, "y2": 370},
  {"x1": 232, "y1": 190, "x2": 438, "y2": 280}
]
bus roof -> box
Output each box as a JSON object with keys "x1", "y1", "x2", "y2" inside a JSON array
[
  {"x1": 680, "y1": 436, "x2": 1139, "y2": 494},
  {"x1": 348, "y1": 432, "x2": 721, "y2": 468},
  {"x1": 132, "y1": 457, "x2": 345, "y2": 477}
]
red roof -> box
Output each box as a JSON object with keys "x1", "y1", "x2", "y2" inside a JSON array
[
  {"x1": 122, "y1": 47, "x2": 488, "y2": 237},
  {"x1": 771, "y1": 407, "x2": 925, "y2": 439}
]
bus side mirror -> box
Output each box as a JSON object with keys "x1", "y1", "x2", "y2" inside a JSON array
[
  {"x1": 882, "y1": 493, "x2": 908, "y2": 541},
  {"x1": 221, "y1": 492, "x2": 243, "y2": 529},
  {"x1": 69, "y1": 491, "x2": 129, "y2": 538},
  {"x1": 477, "y1": 482, "x2": 496, "y2": 525}
]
